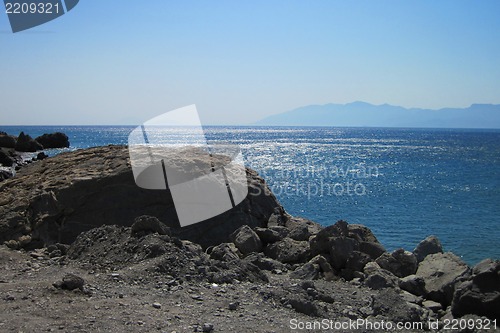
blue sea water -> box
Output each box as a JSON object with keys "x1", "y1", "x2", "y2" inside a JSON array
[{"x1": 2, "y1": 125, "x2": 499, "y2": 265}]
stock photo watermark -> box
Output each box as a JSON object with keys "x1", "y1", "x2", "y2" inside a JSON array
[{"x1": 257, "y1": 162, "x2": 380, "y2": 199}]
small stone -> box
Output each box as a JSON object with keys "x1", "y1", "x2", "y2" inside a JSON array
[
  {"x1": 152, "y1": 302, "x2": 162, "y2": 309},
  {"x1": 228, "y1": 302, "x2": 239, "y2": 310},
  {"x1": 202, "y1": 323, "x2": 214, "y2": 332}
]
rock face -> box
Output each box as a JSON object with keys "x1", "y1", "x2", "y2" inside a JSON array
[
  {"x1": 14, "y1": 132, "x2": 43, "y2": 152},
  {"x1": 413, "y1": 235, "x2": 443, "y2": 263},
  {"x1": 416, "y1": 252, "x2": 470, "y2": 306},
  {"x1": 0, "y1": 132, "x2": 17, "y2": 148},
  {"x1": 452, "y1": 259, "x2": 500, "y2": 320},
  {"x1": 0, "y1": 146, "x2": 282, "y2": 249},
  {"x1": 35, "y1": 132, "x2": 70, "y2": 149}
]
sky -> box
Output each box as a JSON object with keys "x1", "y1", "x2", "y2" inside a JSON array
[{"x1": 1, "y1": 0, "x2": 500, "y2": 125}]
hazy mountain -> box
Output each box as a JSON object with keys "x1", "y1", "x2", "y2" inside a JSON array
[{"x1": 255, "y1": 102, "x2": 500, "y2": 128}]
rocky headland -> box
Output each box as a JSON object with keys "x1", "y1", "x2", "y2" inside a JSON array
[{"x1": 0, "y1": 145, "x2": 498, "y2": 332}]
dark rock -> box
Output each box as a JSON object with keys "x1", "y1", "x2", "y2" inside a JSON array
[
  {"x1": 287, "y1": 297, "x2": 320, "y2": 316},
  {"x1": 53, "y1": 273, "x2": 85, "y2": 291},
  {"x1": 423, "y1": 300, "x2": 442, "y2": 313},
  {"x1": 290, "y1": 262, "x2": 320, "y2": 280},
  {"x1": 309, "y1": 255, "x2": 335, "y2": 281},
  {"x1": 36, "y1": 152, "x2": 48, "y2": 160},
  {"x1": 399, "y1": 274, "x2": 426, "y2": 296},
  {"x1": 230, "y1": 225, "x2": 263, "y2": 255},
  {"x1": 243, "y1": 252, "x2": 286, "y2": 272},
  {"x1": 345, "y1": 250, "x2": 372, "y2": 273},
  {"x1": 0, "y1": 150, "x2": 14, "y2": 167},
  {"x1": 359, "y1": 241, "x2": 386, "y2": 259},
  {"x1": 328, "y1": 236, "x2": 359, "y2": 270},
  {"x1": 416, "y1": 252, "x2": 470, "y2": 306},
  {"x1": 0, "y1": 132, "x2": 17, "y2": 148},
  {"x1": 131, "y1": 215, "x2": 171, "y2": 237},
  {"x1": 309, "y1": 220, "x2": 349, "y2": 256},
  {"x1": 451, "y1": 258, "x2": 500, "y2": 320},
  {"x1": 0, "y1": 146, "x2": 282, "y2": 249},
  {"x1": 264, "y1": 237, "x2": 310, "y2": 264},
  {"x1": 413, "y1": 235, "x2": 443, "y2": 263},
  {"x1": 363, "y1": 262, "x2": 399, "y2": 290},
  {"x1": 288, "y1": 224, "x2": 311, "y2": 241},
  {"x1": 0, "y1": 169, "x2": 14, "y2": 181},
  {"x1": 254, "y1": 226, "x2": 288, "y2": 244},
  {"x1": 210, "y1": 243, "x2": 241, "y2": 262},
  {"x1": 347, "y1": 224, "x2": 379, "y2": 243},
  {"x1": 15, "y1": 132, "x2": 43, "y2": 152},
  {"x1": 376, "y1": 249, "x2": 418, "y2": 278},
  {"x1": 285, "y1": 217, "x2": 322, "y2": 237},
  {"x1": 35, "y1": 132, "x2": 70, "y2": 149}
]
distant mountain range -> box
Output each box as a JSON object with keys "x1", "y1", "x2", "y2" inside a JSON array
[{"x1": 255, "y1": 102, "x2": 500, "y2": 128}]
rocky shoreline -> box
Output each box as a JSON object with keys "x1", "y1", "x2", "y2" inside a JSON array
[{"x1": 0, "y1": 145, "x2": 498, "y2": 332}]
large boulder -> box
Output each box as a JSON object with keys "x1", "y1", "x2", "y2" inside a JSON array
[
  {"x1": 416, "y1": 252, "x2": 470, "y2": 306},
  {"x1": 451, "y1": 259, "x2": 500, "y2": 320},
  {"x1": 0, "y1": 132, "x2": 17, "y2": 148},
  {"x1": 0, "y1": 146, "x2": 283, "y2": 249},
  {"x1": 35, "y1": 132, "x2": 70, "y2": 149},
  {"x1": 254, "y1": 226, "x2": 288, "y2": 244},
  {"x1": 328, "y1": 236, "x2": 359, "y2": 270},
  {"x1": 376, "y1": 248, "x2": 418, "y2": 278},
  {"x1": 413, "y1": 235, "x2": 443, "y2": 263},
  {"x1": 14, "y1": 132, "x2": 43, "y2": 152},
  {"x1": 230, "y1": 225, "x2": 263, "y2": 255},
  {"x1": 264, "y1": 237, "x2": 311, "y2": 264},
  {"x1": 363, "y1": 261, "x2": 399, "y2": 290},
  {"x1": 0, "y1": 150, "x2": 14, "y2": 167}
]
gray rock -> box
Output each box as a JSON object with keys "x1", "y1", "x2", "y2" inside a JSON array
[
  {"x1": 210, "y1": 243, "x2": 241, "y2": 262},
  {"x1": 290, "y1": 262, "x2": 320, "y2": 280},
  {"x1": 288, "y1": 224, "x2": 311, "y2": 241},
  {"x1": 264, "y1": 237, "x2": 310, "y2": 264},
  {"x1": 0, "y1": 146, "x2": 282, "y2": 249},
  {"x1": 376, "y1": 248, "x2": 417, "y2": 278},
  {"x1": 54, "y1": 273, "x2": 85, "y2": 291},
  {"x1": 416, "y1": 252, "x2": 470, "y2": 306},
  {"x1": 254, "y1": 226, "x2": 288, "y2": 244},
  {"x1": 372, "y1": 288, "x2": 424, "y2": 322},
  {"x1": 202, "y1": 323, "x2": 214, "y2": 332},
  {"x1": 423, "y1": 300, "x2": 442, "y2": 313},
  {"x1": 243, "y1": 252, "x2": 286, "y2": 272},
  {"x1": 363, "y1": 262, "x2": 399, "y2": 290},
  {"x1": 131, "y1": 215, "x2": 171, "y2": 237},
  {"x1": 345, "y1": 250, "x2": 372, "y2": 272},
  {"x1": 451, "y1": 258, "x2": 500, "y2": 320},
  {"x1": 347, "y1": 224, "x2": 379, "y2": 243},
  {"x1": 399, "y1": 274, "x2": 426, "y2": 296},
  {"x1": 413, "y1": 235, "x2": 443, "y2": 263},
  {"x1": 359, "y1": 241, "x2": 386, "y2": 259},
  {"x1": 285, "y1": 217, "x2": 322, "y2": 237},
  {"x1": 230, "y1": 225, "x2": 263, "y2": 255}
]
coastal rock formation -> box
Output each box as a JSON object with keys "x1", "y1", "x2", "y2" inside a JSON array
[
  {"x1": 35, "y1": 132, "x2": 70, "y2": 148},
  {"x1": 0, "y1": 145, "x2": 282, "y2": 249},
  {"x1": 0, "y1": 131, "x2": 17, "y2": 148},
  {"x1": 416, "y1": 252, "x2": 471, "y2": 306},
  {"x1": 451, "y1": 258, "x2": 500, "y2": 320},
  {"x1": 14, "y1": 132, "x2": 43, "y2": 152},
  {"x1": 0, "y1": 150, "x2": 15, "y2": 167},
  {"x1": 1, "y1": 145, "x2": 499, "y2": 329}
]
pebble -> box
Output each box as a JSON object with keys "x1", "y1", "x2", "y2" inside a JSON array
[
  {"x1": 202, "y1": 323, "x2": 214, "y2": 332},
  {"x1": 152, "y1": 302, "x2": 162, "y2": 309},
  {"x1": 228, "y1": 302, "x2": 239, "y2": 310}
]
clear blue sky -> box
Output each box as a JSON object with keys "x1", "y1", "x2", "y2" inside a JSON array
[{"x1": 1, "y1": 0, "x2": 499, "y2": 125}]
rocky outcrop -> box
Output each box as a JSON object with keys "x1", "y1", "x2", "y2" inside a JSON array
[
  {"x1": 0, "y1": 132, "x2": 17, "y2": 148},
  {"x1": 451, "y1": 259, "x2": 500, "y2": 320},
  {"x1": 416, "y1": 252, "x2": 470, "y2": 306},
  {"x1": 14, "y1": 132, "x2": 43, "y2": 152},
  {"x1": 413, "y1": 235, "x2": 443, "y2": 263},
  {"x1": 0, "y1": 146, "x2": 282, "y2": 249},
  {"x1": 35, "y1": 132, "x2": 70, "y2": 148}
]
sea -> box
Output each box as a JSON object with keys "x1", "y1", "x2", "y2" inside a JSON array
[{"x1": 2, "y1": 125, "x2": 499, "y2": 265}]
